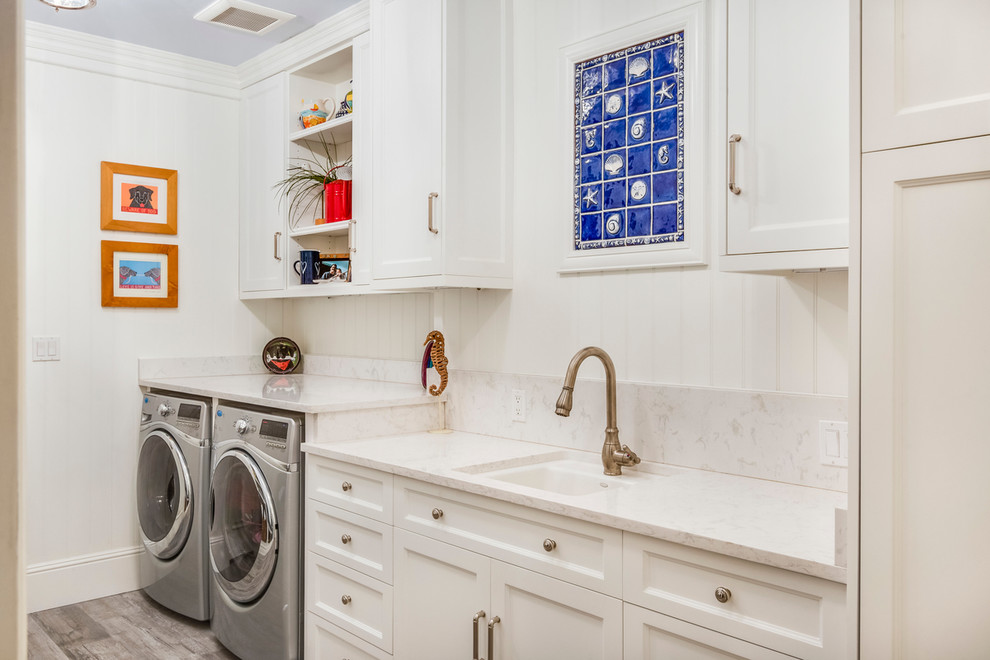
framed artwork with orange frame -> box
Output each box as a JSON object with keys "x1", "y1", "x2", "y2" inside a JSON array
[
  {"x1": 100, "y1": 161, "x2": 178, "y2": 234},
  {"x1": 101, "y1": 240, "x2": 178, "y2": 308}
]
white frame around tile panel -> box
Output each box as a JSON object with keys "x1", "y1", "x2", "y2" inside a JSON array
[{"x1": 558, "y1": 2, "x2": 708, "y2": 273}]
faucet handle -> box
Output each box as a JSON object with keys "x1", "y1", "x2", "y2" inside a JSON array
[{"x1": 619, "y1": 445, "x2": 641, "y2": 465}]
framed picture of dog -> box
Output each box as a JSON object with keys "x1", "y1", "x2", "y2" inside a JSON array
[
  {"x1": 100, "y1": 161, "x2": 178, "y2": 234},
  {"x1": 101, "y1": 240, "x2": 178, "y2": 308}
]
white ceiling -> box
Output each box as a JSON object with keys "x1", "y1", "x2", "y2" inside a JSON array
[{"x1": 23, "y1": 0, "x2": 362, "y2": 67}]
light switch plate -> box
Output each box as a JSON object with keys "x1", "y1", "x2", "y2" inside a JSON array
[
  {"x1": 32, "y1": 336, "x2": 60, "y2": 362},
  {"x1": 819, "y1": 420, "x2": 848, "y2": 467}
]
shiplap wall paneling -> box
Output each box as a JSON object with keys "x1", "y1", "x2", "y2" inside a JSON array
[{"x1": 24, "y1": 55, "x2": 283, "y2": 611}]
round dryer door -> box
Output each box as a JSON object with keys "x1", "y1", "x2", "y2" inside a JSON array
[
  {"x1": 136, "y1": 430, "x2": 194, "y2": 560},
  {"x1": 209, "y1": 449, "x2": 278, "y2": 604}
]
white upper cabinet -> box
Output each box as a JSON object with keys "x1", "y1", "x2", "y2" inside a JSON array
[
  {"x1": 862, "y1": 0, "x2": 990, "y2": 151},
  {"x1": 239, "y1": 73, "x2": 288, "y2": 295},
  {"x1": 370, "y1": 0, "x2": 512, "y2": 289},
  {"x1": 721, "y1": 0, "x2": 849, "y2": 272}
]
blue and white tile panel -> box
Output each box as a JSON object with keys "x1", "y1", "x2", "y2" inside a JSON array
[{"x1": 573, "y1": 31, "x2": 685, "y2": 251}]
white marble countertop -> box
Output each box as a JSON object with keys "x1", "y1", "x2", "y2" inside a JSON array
[
  {"x1": 304, "y1": 431, "x2": 848, "y2": 583},
  {"x1": 139, "y1": 373, "x2": 436, "y2": 413}
]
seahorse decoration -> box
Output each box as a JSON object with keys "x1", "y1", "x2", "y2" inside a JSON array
[{"x1": 425, "y1": 330, "x2": 448, "y2": 397}]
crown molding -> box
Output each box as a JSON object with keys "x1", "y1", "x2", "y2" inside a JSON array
[
  {"x1": 25, "y1": 21, "x2": 240, "y2": 99},
  {"x1": 237, "y1": 0, "x2": 370, "y2": 88}
]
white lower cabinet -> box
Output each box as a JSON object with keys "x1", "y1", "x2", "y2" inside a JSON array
[
  {"x1": 394, "y1": 528, "x2": 622, "y2": 660},
  {"x1": 305, "y1": 457, "x2": 845, "y2": 659}
]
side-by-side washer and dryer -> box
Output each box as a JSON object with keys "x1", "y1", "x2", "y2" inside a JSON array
[
  {"x1": 137, "y1": 391, "x2": 213, "y2": 621},
  {"x1": 209, "y1": 402, "x2": 304, "y2": 660}
]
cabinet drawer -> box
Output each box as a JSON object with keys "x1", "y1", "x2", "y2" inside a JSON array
[
  {"x1": 305, "y1": 612, "x2": 391, "y2": 660},
  {"x1": 307, "y1": 456, "x2": 393, "y2": 523},
  {"x1": 623, "y1": 602, "x2": 793, "y2": 660},
  {"x1": 306, "y1": 553, "x2": 393, "y2": 653},
  {"x1": 307, "y1": 500, "x2": 393, "y2": 583},
  {"x1": 623, "y1": 533, "x2": 845, "y2": 660},
  {"x1": 394, "y1": 477, "x2": 622, "y2": 597}
]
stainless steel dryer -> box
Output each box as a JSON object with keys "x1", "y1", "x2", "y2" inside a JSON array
[
  {"x1": 137, "y1": 390, "x2": 212, "y2": 621},
  {"x1": 209, "y1": 402, "x2": 304, "y2": 660}
]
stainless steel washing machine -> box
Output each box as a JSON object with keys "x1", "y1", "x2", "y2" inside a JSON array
[
  {"x1": 137, "y1": 390, "x2": 212, "y2": 621},
  {"x1": 209, "y1": 402, "x2": 303, "y2": 660}
]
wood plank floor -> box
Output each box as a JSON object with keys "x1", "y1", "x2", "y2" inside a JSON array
[{"x1": 28, "y1": 590, "x2": 238, "y2": 659}]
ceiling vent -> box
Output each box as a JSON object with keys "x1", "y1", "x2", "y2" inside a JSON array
[{"x1": 194, "y1": 0, "x2": 295, "y2": 36}]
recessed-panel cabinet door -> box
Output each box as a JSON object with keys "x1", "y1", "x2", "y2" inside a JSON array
[
  {"x1": 489, "y1": 561, "x2": 622, "y2": 660},
  {"x1": 724, "y1": 0, "x2": 849, "y2": 263},
  {"x1": 371, "y1": 0, "x2": 443, "y2": 280},
  {"x1": 860, "y1": 136, "x2": 990, "y2": 660},
  {"x1": 863, "y1": 0, "x2": 990, "y2": 150},
  {"x1": 393, "y1": 529, "x2": 490, "y2": 660},
  {"x1": 239, "y1": 73, "x2": 287, "y2": 294}
]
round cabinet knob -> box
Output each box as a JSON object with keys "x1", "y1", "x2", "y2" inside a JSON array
[
  {"x1": 714, "y1": 586, "x2": 732, "y2": 603},
  {"x1": 543, "y1": 538, "x2": 557, "y2": 552},
  {"x1": 341, "y1": 481, "x2": 352, "y2": 492},
  {"x1": 341, "y1": 534, "x2": 351, "y2": 545},
  {"x1": 234, "y1": 419, "x2": 250, "y2": 435},
  {"x1": 157, "y1": 403, "x2": 173, "y2": 417},
  {"x1": 431, "y1": 508, "x2": 444, "y2": 520},
  {"x1": 341, "y1": 595, "x2": 352, "y2": 605}
]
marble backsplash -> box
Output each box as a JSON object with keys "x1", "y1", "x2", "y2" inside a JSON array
[{"x1": 139, "y1": 355, "x2": 847, "y2": 491}]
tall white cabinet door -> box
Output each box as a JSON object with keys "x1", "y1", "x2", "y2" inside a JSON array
[
  {"x1": 724, "y1": 0, "x2": 849, "y2": 259},
  {"x1": 350, "y1": 31, "x2": 374, "y2": 286},
  {"x1": 862, "y1": 0, "x2": 990, "y2": 151},
  {"x1": 371, "y1": 0, "x2": 443, "y2": 281},
  {"x1": 860, "y1": 135, "x2": 990, "y2": 659},
  {"x1": 623, "y1": 603, "x2": 793, "y2": 660},
  {"x1": 393, "y1": 530, "x2": 490, "y2": 660},
  {"x1": 489, "y1": 561, "x2": 622, "y2": 660},
  {"x1": 239, "y1": 73, "x2": 287, "y2": 294}
]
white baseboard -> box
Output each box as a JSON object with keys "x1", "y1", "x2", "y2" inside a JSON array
[{"x1": 27, "y1": 546, "x2": 143, "y2": 613}]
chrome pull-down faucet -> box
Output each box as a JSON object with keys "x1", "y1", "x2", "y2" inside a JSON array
[{"x1": 555, "y1": 346, "x2": 641, "y2": 476}]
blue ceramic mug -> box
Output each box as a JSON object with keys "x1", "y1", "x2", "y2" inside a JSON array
[{"x1": 293, "y1": 249, "x2": 320, "y2": 285}]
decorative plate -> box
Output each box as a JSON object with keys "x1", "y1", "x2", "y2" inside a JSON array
[{"x1": 263, "y1": 337, "x2": 301, "y2": 374}]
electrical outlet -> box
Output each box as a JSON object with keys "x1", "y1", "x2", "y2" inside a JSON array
[
  {"x1": 511, "y1": 389, "x2": 526, "y2": 422},
  {"x1": 819, "y1": 420, "x2": 848, "y2": 467}
]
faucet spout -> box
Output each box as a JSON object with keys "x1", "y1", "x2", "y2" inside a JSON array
[{"x1": 555, "y1": 346, "x2": 638, "y2": 476}]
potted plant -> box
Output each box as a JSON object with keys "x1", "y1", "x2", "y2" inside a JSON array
[{"x1": 274, "y1": 134, "x2": 352, "y2": 226}]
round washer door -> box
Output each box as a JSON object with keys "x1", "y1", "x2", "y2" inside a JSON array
[
  {"x1": 209, "y1": 448, "x2": 278, "y2": 604},
  {"x1": 136, "y1": 429, "x2": 194, "y2": 560}
]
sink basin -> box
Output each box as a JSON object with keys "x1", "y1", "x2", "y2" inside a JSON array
[
  {"x1": 481, "y1": 459, "x2": 621, "y2": 496},
  {"x1": 456, "y1": 451, "x2": 679, "y2": 497}
]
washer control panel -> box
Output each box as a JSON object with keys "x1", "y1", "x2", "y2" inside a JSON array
[{"x1": 141, "y1": 392, "x2": 210, "y2": 441}]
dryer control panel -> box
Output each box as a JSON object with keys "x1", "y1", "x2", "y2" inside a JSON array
[
  {"x1": 141, "y1": 391, "x2": 211, "y2": 441},
  {"x1": 215, "y1": 403, "x2": 303, "y2": 465}
]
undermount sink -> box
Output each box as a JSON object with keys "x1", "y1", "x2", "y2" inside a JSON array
[{"x1": 457, "y1": 451, "x2": 679, "y2": 497}]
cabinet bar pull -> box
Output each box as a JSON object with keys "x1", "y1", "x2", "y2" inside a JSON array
[
  {"x1": 728, "y1": 134, "x2": 742, "y2": 195},
  {"x1": 427, "y1": 192, "x2": 439, "y2": 234},
  {"x1": 273, "y1": 231, "x2": 282, "y2": 260},
  {"x1": 472, "y1": 610, "x2": 486, "y2": 660},
  {"x1": 348, "y1": 220, "x2": 356, "y2": 253},
  {"x1": 487, "y1": 615, "x2": 500, "y2": 660}
]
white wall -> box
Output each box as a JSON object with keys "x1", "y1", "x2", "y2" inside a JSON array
[
  {"x1": 23, "y1": 35, "x2": 282, "y2": 611},
  {"x1": 1, "y1": 0, "x2": 26, "y2": 654},
  {"x1": 285, "y1": 0, "x2": 848, "y2": 397}
]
